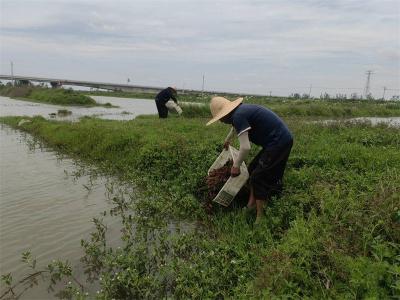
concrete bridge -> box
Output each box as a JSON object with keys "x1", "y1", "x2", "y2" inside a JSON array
[
  {"x1": 0, "y1": 74, "x2": 252, "y2": 96},
  {"x1": 0, "y1": 74, "x2": 169, "y2": 93}
]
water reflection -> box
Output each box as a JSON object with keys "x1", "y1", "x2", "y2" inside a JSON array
[
  {"x1": 0, "y1": 125, "x2": 131, "y2": 299},
  {"x1": 0, "y1": 95, "x2": 157, "y2": 121},
  {"x1": 350, "y1": 117, "x2": 400, "y2": 127},
  {"x1": 319, "y1": 117, "x2": 400, "y2": 128}
]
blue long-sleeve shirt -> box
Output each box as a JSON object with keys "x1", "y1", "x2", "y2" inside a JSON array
[{"x1": 231, "y1": 104, "x2": 293, "y2": 150}]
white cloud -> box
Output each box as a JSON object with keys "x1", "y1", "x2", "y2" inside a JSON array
[{"x1": 0, "y1": 0, "x2": 399, "y2": 96}]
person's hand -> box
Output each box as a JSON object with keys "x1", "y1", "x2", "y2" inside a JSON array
[
  {"x1": 223, "y1": 140, "x2": 230, "y2": 150},
  {"x1": 230, "y1": 166, "x2": 240, "y2": 177}
]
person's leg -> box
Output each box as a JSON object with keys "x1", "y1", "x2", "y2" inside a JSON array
[
  {"x1": 155, "y1": 99, "x2": 168, "y2": 118},
  {"x1": 250, "y1": 147, "x2": 283, "y2": 224},
  {"x1": 255, "y1": 198, "x2": 265, "y2": 224},
  {"x1": 269, "y1": 140, "x2": 293, "y2": 197},
  {"x1": 155, "y1": 99, "x2": 162, "y2": 118},
  {"x1": 247, "y1": 151, "x2": 263, "y2": 209},
  {"x1": 247, "y1": 187, "x2": 256, "y2": 208},
  {"x1": 160, "y1": 105, "x2": 168, "y2": 118},
  {"x1": 248, "y1": 152, "x2": 269, "y2": 223},
  {"x1": 254, "y1": 141, "x2": 293, "y2": 224}
]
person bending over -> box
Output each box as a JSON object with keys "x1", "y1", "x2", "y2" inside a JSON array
[
  {"x1": 155, "y1": 86, "x2": 182, "y2": 118},
  {"x1": 206, "y1": 96, "x2": 293, "y2": 224}
]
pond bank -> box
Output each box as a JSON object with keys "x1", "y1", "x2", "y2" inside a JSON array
[
  {"x1": 0, "y1": 115, "x2": 398, "y2": 299},
  {"x1": 0, "y1": 86, "x2": 102, "y2": 107}
]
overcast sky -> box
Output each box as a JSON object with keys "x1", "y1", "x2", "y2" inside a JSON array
[{"x1": 1, "y1": 0, "x2": 399, "y2": 97}]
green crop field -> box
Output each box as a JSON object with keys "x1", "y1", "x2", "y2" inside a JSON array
[{"x1": 0, "y1": 102, "x2": 399, "y2": 299}]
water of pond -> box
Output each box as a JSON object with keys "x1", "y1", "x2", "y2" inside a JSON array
[
  {"x1": 0, "y1": 95, "x2": 187, "y2": 299},
  {"x1": 0, "y1": 95, "x2": 158, "y2": 121},
  {"x1": 318, "y1": 117, "x2": 400, "y2": 128},
  {"x1": 349, "y1": 116, "x2": 400, "y2": 127},
  {"x1": 0, "y1": 126, "x2": 130, "y2": 299}
]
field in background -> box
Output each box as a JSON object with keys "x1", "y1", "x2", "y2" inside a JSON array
[{"x1": 86, "y1": 88, "x2": 400, "y2": 118}]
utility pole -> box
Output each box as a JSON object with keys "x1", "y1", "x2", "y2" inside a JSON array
[
  {"x1": 10, "y1": 61, "x2": 14, "y2": 86},
  {"x1": 308, "y1": 84, "x2": 312, "y2": 98},
  {"x1": 364, "y1": 70, "x2": 374, "y2": 99},
  {"x1": 382, "y1": 86, "x2": 387, "y2": 100},
  {"x1": 201, "y1": 74, "x2": 205, "y2": 99}
]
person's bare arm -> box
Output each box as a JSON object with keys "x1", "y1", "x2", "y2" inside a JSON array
[
  {"x1": 231, "y1": 131, "x2": 251, "y2": 176},
  {"x1": 234, "y1": 131, "x2": 251, "y2": 168},
  {"x1": 223, "y1": 127, "x2": 236, "y2": 150}
]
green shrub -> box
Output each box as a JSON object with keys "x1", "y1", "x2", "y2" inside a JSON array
[{"x1": 29, "y1": 88, "x2": 96, "y2": 105}]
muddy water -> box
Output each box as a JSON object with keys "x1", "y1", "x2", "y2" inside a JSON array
[
  {"x1": 0, "y1": 95, "x2": 196, "y2": 299},
  {"x1": 349, "y1": 116, "x2": 400, "y2": 127},
  {"x1": 0, "y1": 95, "x2": 156, "y2": 299},
  {"x1": 0, "y1": 95, "x2": 158, "y2": 121},
  {"x1": 0, "y1": 126, "x2": 127, "y2": 299},
  {"x1": 318, "y1": 117, "x2": 400, "y2": 128}
]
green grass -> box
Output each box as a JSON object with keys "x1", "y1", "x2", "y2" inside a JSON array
[
  {"x1": 0, "y1": 86, "x2": 110, "y2": 107},
  {"x1": 0, "y1": 114, "x2": 398, "y2": 299},
  {"x1": 181, "y1": 99, "x2": 400, "y2": 119},
  {"x1": 86, "y1": 89, "x2": 400, "y2": 117}
]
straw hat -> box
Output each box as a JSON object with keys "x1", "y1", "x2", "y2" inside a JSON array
[{"x1": 206, "y1": 96, "x2": 243, "y2": 126}]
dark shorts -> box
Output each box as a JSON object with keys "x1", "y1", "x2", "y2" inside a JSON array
[
  {"x1": 248, "y1": 139, "x2": 293, "y2": 200},
  {"x1": 155, "y1": 98, "x2": 168, "y2": 118}
]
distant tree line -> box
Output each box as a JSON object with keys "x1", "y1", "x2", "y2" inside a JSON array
[{"x1": 289, "y1": 92, "x2": 400, "y2": 101}]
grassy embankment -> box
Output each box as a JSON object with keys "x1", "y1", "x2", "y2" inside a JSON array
[
  {"x1": 0, "y1": 86, "x2": 114, "y2": 107},
  {"x1": 0, "y1": 111, "x2": 399, "y2": 299},
  {"x1": 87, "y1": 89, "x2": 400, "y2": 118},
  {"x1": 180, "y1": 98, "x2": 400, "y2": 119}
]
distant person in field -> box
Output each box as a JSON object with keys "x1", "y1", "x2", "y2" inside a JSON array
[
  {"x1": 206, "y1": 97, "x2": 293, "y2": 224},
  {"x1": 154, "y1": 86, "x2": 182, "y2": 118}
]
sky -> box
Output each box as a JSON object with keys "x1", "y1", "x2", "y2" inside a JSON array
[{"x1": 1, "y1": 0, "x2": 399, "y2": 98}]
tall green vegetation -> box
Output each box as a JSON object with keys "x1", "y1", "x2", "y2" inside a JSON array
[
  {"x1": 181, "y1": 99, "x2": 400, "y2": 118},
  {"x1": 0, "y1": 86, "x2": 97, "y2": 106},
  {"x1": 0, "y1": 115, "x2": 398, "y2": 299},
  {"x1": 87, "y1": 89, "x2": 400, "y2": 117}
]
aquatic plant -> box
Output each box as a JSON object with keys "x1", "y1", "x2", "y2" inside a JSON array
[{"x1": 0, "y1": 251, "x2": 84, "y2": 300}]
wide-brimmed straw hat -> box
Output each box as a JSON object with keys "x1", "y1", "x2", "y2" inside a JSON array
[{"x1": 206, "y1": 96, "x2": 243, "y2": 126}]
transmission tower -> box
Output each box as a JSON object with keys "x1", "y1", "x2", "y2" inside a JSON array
[
  {"x1": 364, "y1": 70, "x2": 374, "y2": 98},
  {"x1": 10, "y1": 61, "x2": 14, "y2": 86}
]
